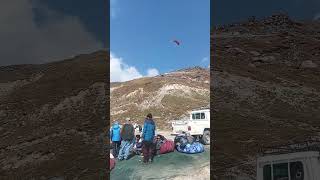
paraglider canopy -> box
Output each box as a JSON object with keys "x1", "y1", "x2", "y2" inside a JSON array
[{"x1": 173, "y1": 40, "x2": 181, "y2": 46}]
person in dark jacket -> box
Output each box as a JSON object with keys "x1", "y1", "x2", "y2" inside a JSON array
[
  {"x1": 110, "y1": 121, "x2": 121, "y2": 158},
  {"x1": 142, "y1": 113, "x2": 156, "y2": 163},
  {"x1": 154, "y1": 134, "x2": 165, "y2": 155},
  {"x1": 133, "y1": 134, "x2": 143, "y2": 155},
  {"x1": 118, "y1": 118, "x2": 135, "y2": 160}
]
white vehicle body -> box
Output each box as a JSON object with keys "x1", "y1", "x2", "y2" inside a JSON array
[
  {"x1": 257, "y1": 151, "x2": 320, "y2": 180},
  {"x1": 171, "y1": 108, "x2": 210, "y2": 144}
]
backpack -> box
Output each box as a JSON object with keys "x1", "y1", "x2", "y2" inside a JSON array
[
  {"x1": 121, "y1": 124, "x2": 134, "y2": 141},
  {"x1": 174, "y1": 135, "x2": 188, "y2": 149},
  {"x1": 159, "y1": 140, "x2": 175, "y2": 154}
]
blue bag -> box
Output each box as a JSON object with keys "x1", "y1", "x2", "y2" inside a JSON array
[{"x1": 176, "y1": 142, "x2": 204, "y2": 154}]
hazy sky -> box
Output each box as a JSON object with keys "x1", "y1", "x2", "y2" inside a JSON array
[
  {"x1": 2, "y1": 0, "x2": 318, "y2": 68},
  {"x1": 0, "y1": 0, "x2": 106, "y2": 66},
  {"x1": 212, "y1": 0, "x2": 320, "y2": 26}
]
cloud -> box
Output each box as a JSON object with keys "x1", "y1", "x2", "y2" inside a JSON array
[
  {"x1": 0, "y1": 0, "x2": 102, "y2": 66},
  {"x1": 147, "y1": 68, "x2": 160, "y2": 77},
  {"x1": 110, "y1": 52, "x2": 160, "y2": 82},
  {"x1": 110, "y1": 53, "x2": 143, "y2": 82},
  {"x1": 201, "y1": 57, "x2": 209, "y2": 63}
]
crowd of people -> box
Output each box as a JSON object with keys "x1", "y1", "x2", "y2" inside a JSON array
[
  {"x1": 110, "y1": 112, "x2": 205, "y2": 169},
  {"x1": 110, "y1": 113, "x2": 157, "y2": 164}
]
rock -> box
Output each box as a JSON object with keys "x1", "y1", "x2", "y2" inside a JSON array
[
  {"x1": 300, "y1": 60, "x2": 318, "y2": 69},
  {"x1": 234, "y1": 47, "x2": 246, "y2": 54},
  {"x1": 252, "y1": 56, "x2": 276, "y2": 63},
  {"x1": 48, "y1": 177, "x2": 64, "y2": 180},
  {"x1": 248, "y1": 63, "x2": 256, "y2": 68},
  {"x1": 232, "y1": 31, "x2": 240, "y2": 36},
  {"x1": 0, "y1": 110, "x2": 6, "y2": 117},
  {"x1": 228, "y1": 47, "x2": 246, "y2": 54},
  {"x1": 249, "y1": 51, "x2": 260, "y2": 56}
]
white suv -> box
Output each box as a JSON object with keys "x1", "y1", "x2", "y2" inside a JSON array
[
  {"x1": 257, "y1": 141, "x2": 320, "y2": 180},
  {"x1": 171, "y1": 108, "x2": 210, "y2": 144}
]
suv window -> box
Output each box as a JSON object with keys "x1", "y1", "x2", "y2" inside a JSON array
[
  {"x1": 263, "y1": 161, "x2": 304, "y2": 180},
  {"x1": 192, "y1": 112, "x2": 205, "y2": 120},
  {"x1": 290, "y1": 162, "x2": 304, "y2": 180},
  {"x1": 273, "y1": 163, "x2": 288, "y2": 180},
  {"x1": 201, "y1": 113, "x2": 205, "y2": 119},
  {"x1": 263, "y1": 165, "x2": 271, "y2": 180},
  {"x1": 195, "y1": 113, "x2": 200, "y2": 119}
]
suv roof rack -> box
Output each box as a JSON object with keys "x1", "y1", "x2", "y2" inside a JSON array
[{"x1": 259, "y1": 138, "x2": 320, "y2": 156}]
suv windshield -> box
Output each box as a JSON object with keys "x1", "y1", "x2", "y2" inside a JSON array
[
  {"x1": 192, "y1": 112, "x2": 206, "y2": 120},
  {"x1": 263, "y1": 161, "x2": 304, "y2": 180}
]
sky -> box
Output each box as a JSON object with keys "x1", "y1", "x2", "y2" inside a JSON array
[
  {"x1": 110, "y1": 0, "x2": 210, "y2": 82},
  {"x1": 211, "y1": 0, "x2": 320, "y2": 26},
  {"x1": 0, "y1": 0, "x2": 106, "y2": 66}
]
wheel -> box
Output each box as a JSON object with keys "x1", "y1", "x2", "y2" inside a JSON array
[{"x1": 201, "y1": 130, "x2": 210, "y2": 145}]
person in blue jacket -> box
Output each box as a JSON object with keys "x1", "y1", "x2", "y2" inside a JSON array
[
  {"x1": 110, "y1": 121, "x2": 121, "y2": 158},
  {"x1": 142, "y1": 113, "x2": 156, "y2": 163}
]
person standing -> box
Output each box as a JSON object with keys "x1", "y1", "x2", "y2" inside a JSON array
[
  {"x1": 118, "y1": 118, "x2": 135, "y2": 160},
  {"x1": 142, "y1": 113, "x2": 156, "y2": 163},
  {"x1": 110, "y1": 121, "x2": 121, "y2": 158}
]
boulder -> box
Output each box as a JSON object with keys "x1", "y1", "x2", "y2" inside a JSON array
[
  {"x1": 300, "y1": 60, "x2": 318, "y2": 69},
  {"x1": 249, "y1": 51, "x2": 261, "y2": 56},
  {"x1": 252, "y1": 56, "x2": 276, "y2": 63}
]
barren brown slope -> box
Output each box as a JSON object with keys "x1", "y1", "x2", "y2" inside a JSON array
[
  {"x1": 0, "y1": 51, "x2": 108, "y2": 179},
  {"x1": 110, "y1": 67, "x2": 210, "y2": 130},
  {"x1": 211, "y1": 14, "x2": 320, "y2": 179}
]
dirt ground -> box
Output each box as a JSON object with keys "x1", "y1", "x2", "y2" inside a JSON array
[{"x1": 110, "y1": 130, "x2": 210, "y2": 180}]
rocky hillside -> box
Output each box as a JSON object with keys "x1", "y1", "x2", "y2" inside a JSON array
[
  {"x1": 110, "y1": 67, "x2": 210, "y2": 129},
  {"x1": 0, "y1": 51, "x2": 108, "y2": 179},
  {"x1": 212, "y1": 14, "x2": 320, "y2": 179}
]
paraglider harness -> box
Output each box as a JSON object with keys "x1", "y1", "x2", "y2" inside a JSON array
[{"x1": 174, "y1": 132, "x2": 204, "y2": 154}]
